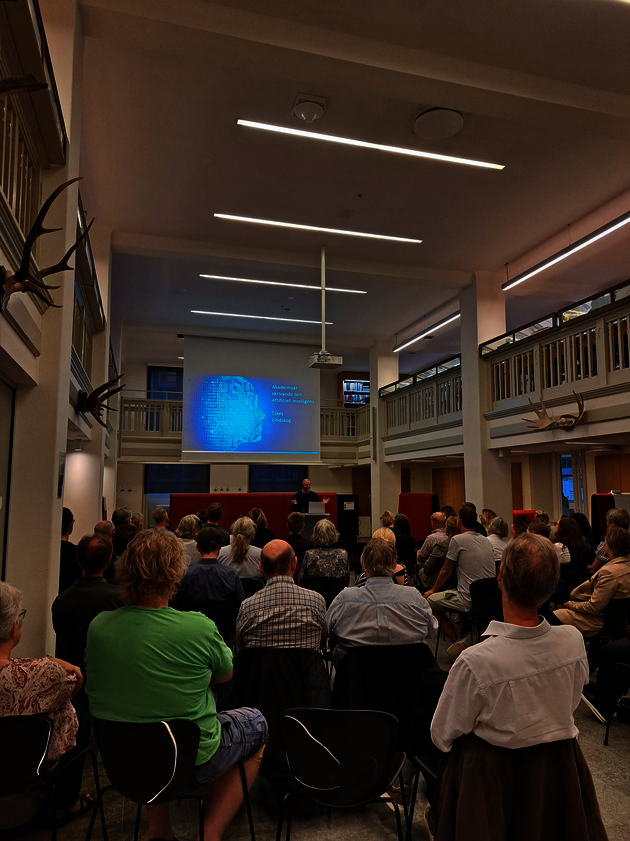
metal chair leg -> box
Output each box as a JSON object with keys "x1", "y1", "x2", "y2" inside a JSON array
[
  {"x1": 85, "y1": 748, "x2": 108, "y2": 841},
  {"x1": 604, "y1": 714, "x2": 612, "y2": 746},
  {"x1": 398, "y1": 770, "x2": 409, "y2": 824},
  {"x1": 392, "y1": 800, "x2": 404, "y2": 841},
  {"x1": 405, "y1": 766, "x2": 421, "y2": 841},
  {"x1": 276, "y1": 791, "x2": 290, "y2": 841},
  {"x1": 285, "y1": 796, "x2": 292, "y2": 841},
  {"x1": 198, "y1": 795, "x2": 205, "y2": 841},
  {"x1": 133, "y1": 802, "x2": 142, "y2": 841},
  {"x1": 238, "y1": 760, "x2": 256, "y2": 841}
]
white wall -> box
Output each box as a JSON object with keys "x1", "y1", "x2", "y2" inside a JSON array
[
  {"x1": 308, "y1": 465, "x2": 353, "y2": 494},
  {"x1": 116, "y1": 462, "x2": 144, "y2": 514},
  {"x1": 210, "y1": 464, "x2": 248, "y2": 492}
]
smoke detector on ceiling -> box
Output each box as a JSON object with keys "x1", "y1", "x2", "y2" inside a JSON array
[
  {"x1": 292, "y1": 92, "x2": 326, "y2": 122},
  {"x1": 413, "y1": 108, "x2": 464, "y2": 140}
]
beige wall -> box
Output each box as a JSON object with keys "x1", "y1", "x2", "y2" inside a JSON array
[{"x1": 309, "y1": 465, "x2": 353, "y2": 494}]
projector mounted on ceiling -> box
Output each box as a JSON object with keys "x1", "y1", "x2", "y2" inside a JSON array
[
  {"x1": 310, "y1": 245, "x2": 343, "y2": 369},
  {"x1": 309, "y1": 351, "x2": 343, "y2": 369}
]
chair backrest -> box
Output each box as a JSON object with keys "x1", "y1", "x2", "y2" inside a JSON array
[
  {"x1": 228, "y1": 648, "x2": 332, "y2": 774},
  {"x1": 280, "y1": 708, "x2": 400, "y2": 807},
  {"x1": 300, "y1": 576, "x2": 347, "y2": 608},
  {"x1": 468, "y1": 577, "x2": 503, "y2": 623},
  {"x1": 0, "y1": 715, "x2": 52, "y2": 795},
  {"x1": 92, "y1": 718, "x2": 200, "y2": 803},
  {"x1": 332, "y1": 643, "x2": 437, "y2": 751},
  {"x1": 343, "y1": 542, "x2": 367, "y2": 574},
  {"x1": 601, "y1": 597, "x2": 630, "y2": 640},
  {"x1": 241, "y1": 577, "x2": 265, "y2": 598}
]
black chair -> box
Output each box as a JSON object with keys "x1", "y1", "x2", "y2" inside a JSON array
[
  {"x1": 604, "y1": 663, "x2": 630, "y2": 746},
  {"x1": 586, "y1": 597, "x2": 630, "y2": 669},
  {"x1": 90, "y1": 717, "x2": 256, "y2": 841},
  {"x1": 343, "y1": 541, "x2": 367, "y2": 575},
  {"x1": 300, "y1": 575, "x2": 347, "y2": 608},
  {"x1": 241, "y1": 577, "x2": 265, "y2": 598},
  {"x1": 278, "y1": 708, "x2": 406, "y2": 841},
  {"x1": 468, "y1": 576, "x2": 503, "y2": 643},
  {"x1": 0, "y1": 714, "x2": 106, "y2": 841}
]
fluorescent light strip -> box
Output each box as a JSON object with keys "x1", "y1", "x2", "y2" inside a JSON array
[
  {"x1": 199, "y1": 273, "x2": 366, "y2": 294},
  {"x1": 503, "y1": 211, "x2": 630, "y2": 291},
  {"x1": 214, "y1": 213, "x2": 422, "y2": 244},
  {"x1": 191, "y1": 309, "x2": 332, "y2": 325},
  {"x1": 237, "y1": 119, "x2": 505, "y2": 171},
  {"x1": 394, "y1": 312, "x2": 461, "y2": 352}
]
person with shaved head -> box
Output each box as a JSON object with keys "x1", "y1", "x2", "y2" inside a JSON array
[{"x1": 235, "y1": 539, "x2": 326, "y2": 651}]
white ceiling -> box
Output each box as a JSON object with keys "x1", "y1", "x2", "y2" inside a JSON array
[{"x1": 79, "y1": 0, "x2": 630, "y2": 376}]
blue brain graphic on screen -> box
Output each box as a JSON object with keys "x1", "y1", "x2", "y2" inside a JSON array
[{"x1": 197, "y1": 376, "x2": 265, "y2": 451}]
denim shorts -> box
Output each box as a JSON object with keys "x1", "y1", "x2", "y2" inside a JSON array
[{"x1": 194, "y1": 707, "x2": 268, "y2": 784}]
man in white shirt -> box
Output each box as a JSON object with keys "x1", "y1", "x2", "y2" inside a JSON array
[
  {"x1": 424, "y1": 505, "x2": 496, "y2": 656},
  {"x1": 431, "y1": 533, "x2": 588, "y2": 753}
]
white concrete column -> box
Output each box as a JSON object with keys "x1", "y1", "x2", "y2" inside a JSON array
[
  {"x1": 369, "y1": 339, "x2": 400, "y2": 530},
  {"x1": 4, "y1": 0, "x2": 83, "y2": 656},
  {"x1": 460, "y1": 272, "x2": 513, "y2": 519}
]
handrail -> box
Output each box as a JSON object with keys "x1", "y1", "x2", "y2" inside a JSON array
[{"x1": 379, "y1": 355, "x2": 461, "y2": 397}]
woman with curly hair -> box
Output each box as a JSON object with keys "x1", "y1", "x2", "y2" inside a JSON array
[
  {"x1": 86, "y1": 530, "x2": 267, "y2": 841},
  {"x1": 218, "y1": 517, "x2": 263, "y2": 580}
]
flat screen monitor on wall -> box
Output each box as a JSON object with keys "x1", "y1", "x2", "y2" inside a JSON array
[{"x1": 182, "y1": 337, "x2": 321, "y2": 464}]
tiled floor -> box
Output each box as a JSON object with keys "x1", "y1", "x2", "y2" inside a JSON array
[{"x1": 4, "y1": 637, "x2": 630, "y2": 841}]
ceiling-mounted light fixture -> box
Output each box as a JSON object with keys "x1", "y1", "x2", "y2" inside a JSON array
[
  {"x1": 191, "y1": 310, "x2": 332, "y2": 325},
  {"x1": 237, "y1": 119, "x2": 504, "y2": 170},
  {"x1": 199, "y1": 273, "x2": 366, "y2": 294},
  {"x1": 503, "y1": 210, "x2": 630, "y2": 291},
  {"x1": 393, "y1": 312, "x2": 461, "y2": 353},
  {"x1": 214, "y1": 213, "x2": 422, "y2": 244},
  {"x1": 292, "y1": 93, "x2": 326, "y2": 122}
]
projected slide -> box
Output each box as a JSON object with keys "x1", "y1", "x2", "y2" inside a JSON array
[{"x1": 184, "y1": 374, "x2": 318, "y2": 454}]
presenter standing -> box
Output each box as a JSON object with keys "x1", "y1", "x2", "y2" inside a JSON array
[{"x1": 291, "y1": 479, "x2": 330, "y2": 513}]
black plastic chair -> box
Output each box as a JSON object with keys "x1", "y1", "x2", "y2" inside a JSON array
[
  {"x1": 90, "y1": 717, "x2": 256, "y2": 841},
  {"x1": 278, "y1": 708, "x2": 406, "y2": 841},
  {"x1": 587, "y1": 597, "x2": 630, "y2": 669},
  {"x1": 604, "y1": 663, "x2": 630, "y2": 746},
  {"x1": 468, "y1": 577, "x2": 503, "y2": 643},
  {"x1": 241, "y1": 578, "x2": 265, "y2": 598},
  {"x1": 300, "y1": 575, "x2": 347, "y2": 608},
  {"x1": 0, "y1": 714, "x2": 106, "y2": 841},
  {"x1": 343, "y1": 541, "x2": 367, "y2": 575}
]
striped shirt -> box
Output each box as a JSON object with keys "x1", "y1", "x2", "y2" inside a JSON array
[{"x1": 235, "y1": 576, "x2": 327, "y2": 651}]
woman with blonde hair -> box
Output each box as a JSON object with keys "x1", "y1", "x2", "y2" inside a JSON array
[
  {"x1": 86, "y1": 529, "x2": 267, "y2": 841},
  {"x1": 380, "y1": 510, "x2": 395, "y2": 530},
  {"x1": 176, "y1": 514, "x2": 201, "y2": 568},
  {"x1": 218, "y1": 517, "x2": 263, "y2": 580},
  {"x1": 480, "y1": 508, "x2": 497, "y2": 532},
  {"x1": 355, "y1": 528, "x2": 409, "y2": 587}
]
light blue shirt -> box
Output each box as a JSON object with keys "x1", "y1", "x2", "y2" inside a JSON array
[{"x1": 326, "y1": 576, "x2": 438, "y2": 668}]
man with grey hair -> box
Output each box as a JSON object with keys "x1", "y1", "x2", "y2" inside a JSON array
[
  {"x1": 94, "y1": 520, "x2": 114, "y2": 543},
  {"x1": 431, "y1": 533, "x2": 589, "y2": 754},
  {"x1": 417, "y1": 511, "x2": 447, "y2": 565},
  {"x1": 589, "y1": 508, "x2": 630, "y2": 574},
  {"x1": 130, "y1": 512, "x2": 144, "y2": 530},
  {"x1": 327, "y1": 537, "x2": 437, "y2": 668}
]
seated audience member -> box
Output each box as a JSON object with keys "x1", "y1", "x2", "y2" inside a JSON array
[
  {"x1": 152, "y1": 506, "x2": 169, "y2": 531},
  {"x1": 218, "y1": 516, "x2": 263, "y2": 580},
  {"x1": 355, "y1": 528, "x2": 409, "y2": 587},
  {"x1": 248, "y1": 507, "x2": 275, "y2": 549},
  {"x1": 86, "y1": 530, "x2": 267, "y2": 840},
  {"x1": 172, "y1": 526, "x2": 244, "y2": 640},
  {"x1": 418, "y1": 516, "x2": 458, "y2": 592},
  {"x1": 93, "y1": 521, "x2": 114, "y2": 544},
  {"x1": 441, "y1": 505, "x2": 456, "y2": 519},
  {"x1": 424, "y1": 505, "x2": 496, "y2": 657},
  {"x1": 589, "y1": 507, "x2": 630, "y2": 574},
  {"x1": 431, "y1": 534, "x2": 588, "y2": 752},
  {"x1": 105, "y1": 523, "x2": 138, "y2": 584},
  {"x1": 534, "y1": 509, "x2": 550, "y2": 525},
  {"x1": 487, "y1": 517, "x2": 509, "y2": 564},
  {"x1": 197, "y1": 508, "x2": 209, "y2": 525},
  {"x1": 380, "y1": 510, "x2": 395, "y2": 530},
  {"x1": 176, "y1": 514, "x2": 201, "y2": 567},
  {"x1": 480, "y1": 508, "x2": 497, "y2": 532},
  {"x1": 59, "y1": 507, "x2": 80, "y2": 593},
  {"x1": 286, "y1": 512, "x2": 313, "y2": 573},
  {"x1": 207, "y1": 502, "x2": 231, "y2": 546},
  {"x1": 235, "y1": 539, "x2": 326, "y2": 651},
  {"x1": 571, "y1": 512, "x2": 594, "y2": 553},
  {"x1": 553, "y1": 516, "x2": 590, "y2": 574},
  {"x1": 1, "y1": 582, "x2": 89, "y2": 823},
  {"x1": 511, "y1": 513, "x2": 531, "y2": 539},
  {"x1": 528, "y1": 521, "x2": 551, "y2": 539},
  {"x1": 130, "y1": 512, "x2": 144, "y2": 531},
  {"x1": 52, "y1": 534, "x2": 123, "y2": 666},
  {"x1": 327, "y1": 538, "x2": 437, "y2": 668},
  {"x1": 417, "y1": 511, "x2": 447, "y2": 566},
  {"x1": 298, "y1": 519, "x2": 349, "y2": 585},
  {"x1": 553, "y1": 527, "x2": 630, "y2": 637},
  {"x1": 393, "y1": 513, "x2": 416, "y2": 579},
  {"x1": 111, "y1": 507, "x2": 132, "y2": 529},
  {"x1": 464, "y1": 501, "x2": 487, "y2": 537}
]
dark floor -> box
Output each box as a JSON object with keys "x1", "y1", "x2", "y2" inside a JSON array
[{"x1": 3, "y1": 634, "x2": 630, "y2": 841}]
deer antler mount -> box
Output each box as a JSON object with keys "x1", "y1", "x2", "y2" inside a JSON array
[
  {"x1": 0, "y1": 74, "x2": 48, "y2": 98},
  {"x1": 78, "y1": 375, "x2": 125, "y2": 428},
  {"x1": 523, "y1": 391, "x2": 585, "y2": 432}
]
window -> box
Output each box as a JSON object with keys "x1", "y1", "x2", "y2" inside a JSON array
[{"x1": 147, "y1": 366, "x2": 183, "y2": 400}]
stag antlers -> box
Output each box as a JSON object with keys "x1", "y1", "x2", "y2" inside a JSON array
[
  {"x1": 1, "y1": 177, "x2": 93, "y2": 312},
  {"x1": 0, "y1": 74, "x2": 48, "y2": 97},
  {"x1": 523, "y1": 391, "x2": 585, "y2": 431},
  {"x1": 77, "y1": 375, "x2": 126, "y2": 428}
]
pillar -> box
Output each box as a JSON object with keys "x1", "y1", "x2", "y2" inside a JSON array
[
  {"x1": 460, "y1": 272, "x2": 513, "y2": 519},
  {"x1": 369, "y1": 338, "x2": 401, "y2": 530}
]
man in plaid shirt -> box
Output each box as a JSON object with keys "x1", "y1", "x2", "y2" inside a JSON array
[{"x1": 235, "y1": 539, "x2": 327, "y2": 651}]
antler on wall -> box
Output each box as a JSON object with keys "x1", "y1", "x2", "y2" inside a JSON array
[
  {"x1": 77, "y1": 375, "x2": 126, "y2": 428},
  {"x1": 0, "y1": 177, "x2": 93, "y2": 312},
  {"x1": 0, "y1": 74, "x2": 48, "y2": 97},
  {"x1": 523, "y1": 391, "x2": 585, "y2": 432}
]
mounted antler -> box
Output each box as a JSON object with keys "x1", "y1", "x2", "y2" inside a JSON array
[
  {"x1": 0, "y1": 74, "x2": 48, "y2": 97},
  {"x1": 0, "y1": 177, "x2": 92, "y2": 312},
  {"x1": 77, "y1": 375, "x2": 126, "y2": 428},
  {"x1": 523, "y1": 391, "x2": 585, "y2": 432}
]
